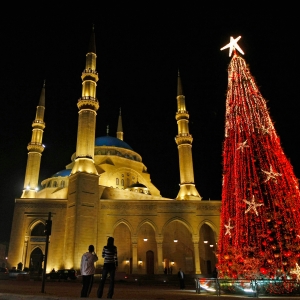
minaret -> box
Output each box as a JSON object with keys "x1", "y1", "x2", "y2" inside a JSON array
[
  {"x1": 21, "y1": 82, "x2": 46, "y2": 198},
  {"x1": 116, "y1": 108, "x2": 123, "y2": 140},
  {"x1": 175, "y1": 71, "x2": 201, "y2": 200},
  {"x1": 65, "y1": 27, "x2": 100, "y2": 269},
  {"x1": 71, "y1": 25, "x2": 99, "y2": 175}
]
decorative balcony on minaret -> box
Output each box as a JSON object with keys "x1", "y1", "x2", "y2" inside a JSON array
[{"x1": 175, "y1": 71, "x2": 201, "y2": 200}]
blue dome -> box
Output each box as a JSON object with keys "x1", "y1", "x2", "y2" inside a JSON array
[
  {"x1": 52, "y1": 169, "x2": 72, "y2": 177},
  {"x1": 95, "y1": 136, "x2": 133, "y2": 150}
]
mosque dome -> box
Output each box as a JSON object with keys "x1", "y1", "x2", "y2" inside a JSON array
[
  {"x1": 128, "y1": 182, "x2": 147, "y2": 188},
  {"x1": 51, "y1": 169, "x2": 72, "y2": 177},
  {"x1": 95, "y1": 136, "x2": 132, "y2": 150},
  {"x1": 126, "y1": 181, "x2": 151, "y2": 195}
]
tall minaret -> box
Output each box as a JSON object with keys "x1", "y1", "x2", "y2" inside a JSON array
[
  {"x1": 71, "y1": 25, "x2": 99, "y2": 175},
  {"x1": 175, "y1": 71, "x2": 201, "y2": 200},
  {"x1": 116, "y1": 108, "x2": 123, "y2": 141},
  {"x1": 21, "y1": 82, "x2": 46, "y2": 198},
  {"x1": 65, "y1": 27, "x2": 100, "y2": 269}
]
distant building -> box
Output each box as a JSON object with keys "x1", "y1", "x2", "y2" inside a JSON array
[{"x1": 8, "y1": 29, "x2": 220, "y2": 275}]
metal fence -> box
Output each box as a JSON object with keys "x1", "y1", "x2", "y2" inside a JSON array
[{"x1": 195, "y1": 278, "x2": 300, "y2": 297}]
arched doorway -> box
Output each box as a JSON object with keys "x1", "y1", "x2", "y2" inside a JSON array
[
  {"x1": 199, "y1": 223, "x2": 217, "y2": 275},
  {"x1": 146, "y1": 250, "x2": 154, "y2": 274},
  {"x1": 163, "y1": 220, "x2": 194, "y2": 274},
  {"x1": 30, "y1": 247, "x2": 43, "y2": 274},
  {"x1": 113, "y1": 223, "x2": 132, "y2": 274},
  {"x1": 137, "y1": 223, "x2": 157, "y2": 274}
]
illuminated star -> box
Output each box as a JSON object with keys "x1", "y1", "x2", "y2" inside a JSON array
[
  {"x1": 290, "y1": 263, "x2": 300, "y2": 281},
  {"x1": 260, "y1": 125, "x2": 271, "y2": 135},
  {"x1": 221, "y1": 36, "x2": 244, "y2": 57},
  {"x1": 261, "y1": 165, "x2": 282, "y2": 183},
  {"x1": 225, "y1": 218, "x2": 234, "y2": 237},
  {"x1": 243, "y1": 195, "x2": 264, "y2": 216},
  {"x1": 236, "y1": 140, "x2": 250, "y2": 152}
]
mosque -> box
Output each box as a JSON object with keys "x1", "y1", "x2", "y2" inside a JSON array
[{"x1": 7, "y1": 29, "x2": 221, "y2": 275}]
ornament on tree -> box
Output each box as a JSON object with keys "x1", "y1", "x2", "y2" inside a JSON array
[
  {"x1": 218, "y1": 36, "x2": 300, "y2": 279},
  {"x1": 237, "y1": 140, "x2": 250, "y2": 152},
  {"x1": 290, "y1": 263, "x2": 300, "y2": 281},
  {"x1": 261, "y1": 165, "x2": 282, "y2": 183},
  {"x1": 243, "y1": 195, "x2": 264, "y2": 216},
  {"x1": 225, "y1": 218, "x2": 234, "y2": 237},
  {"x1": 258, "y1": 125, "x2": 271, "y2": 135}
]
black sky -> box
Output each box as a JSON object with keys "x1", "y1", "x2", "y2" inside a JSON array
[{"x1": 0, "y1": 4, "x2": 299, "y2": 242}]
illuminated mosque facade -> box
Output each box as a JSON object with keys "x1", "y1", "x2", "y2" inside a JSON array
[{"x1": 8, "y1": 29, "x2": 220, "y2": 275}]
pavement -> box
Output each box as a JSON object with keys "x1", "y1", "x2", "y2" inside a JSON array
[
  {"x1": 1, "y1": 279, "x2": 196, "y2": 300},
  {"x1": 1, "y1": 278, "x2": 300, "y2": 300}
]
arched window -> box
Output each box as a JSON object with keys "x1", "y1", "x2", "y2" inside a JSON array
[
  {"x1": 31, "y1": 223, "x2": 45, "y2": 236},
  {"x1": 60, "y1": 181, "x2": 65, "y2": 188},
  {"x1": 53, "y1": 181, "x2": 58, "y2": 187},
  {"x1": 121, "y1": 179, "x2": 124, "y2": 186},
  {"x1": 116, "y1": 178, "x2": 119, "y2": 185}
]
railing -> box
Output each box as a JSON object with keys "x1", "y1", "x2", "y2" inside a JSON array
[
  {"x1": 195, "y1": 278, "x2": 300, "y2": 297},
  {"x1": 79, "y1": 96, "x2": 97, "y2": 101},
  {"x1": 83, "y1": 69, "x2": 98, "y2": 74}
]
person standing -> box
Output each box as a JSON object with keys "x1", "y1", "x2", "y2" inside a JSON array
[
  {"x1": 80, "y1": 245, "x2": 98, "y2": 298},
  {"x1": 178, "y1": 268, "x2": 185, "y2": 289},
  {"x1": 97, "y1": 237, "x2": 118, "y2": 299}
]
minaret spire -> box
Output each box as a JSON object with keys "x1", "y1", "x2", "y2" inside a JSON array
[
  {"x1": 88, "y1": 24, "x2": 96, "y2": 54},
  {"x1": 21, "y1": 82, "x2": 46, "y2": 198},
  {"x1": 177, "y1": 69, "x2": 183, "y2": 96},
  {"x1": 175, "y1": 71, "x2": 201, "y2": 200},
  {"x1": 71, "y1": 26, "x2": 99, "y2": 174},
  {"x1": 116, "y1": 107, "x2": 123, "y2": 141}
]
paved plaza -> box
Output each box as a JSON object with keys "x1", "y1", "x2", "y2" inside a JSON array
[{"x1": 2, "y1": 278, "x2": 300, "y2": 300}]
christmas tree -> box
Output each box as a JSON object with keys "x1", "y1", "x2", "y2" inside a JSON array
[{"x1": 217, "y1": 36, "x2": 300, "y2": 280}]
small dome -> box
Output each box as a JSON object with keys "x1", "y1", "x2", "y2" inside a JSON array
[
  {"x1": 95, "y1": 136, "x2": 132, "y2": 150},
  {"x1": 52, "y1": 169, "x2": 72, "y2": 177},
  {"x1": 128, "y1": 182, "x2": 147, "y2": 188}
]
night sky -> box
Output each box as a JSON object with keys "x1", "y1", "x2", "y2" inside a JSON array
[{"x1": 0, "y1": 5, "x2": 298, "y2": 243}]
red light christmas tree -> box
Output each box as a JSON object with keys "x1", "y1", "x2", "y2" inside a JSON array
[{"x1": 217, "y1": 36, "x2": 300, "y2": 280}]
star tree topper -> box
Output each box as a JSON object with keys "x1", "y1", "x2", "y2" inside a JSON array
[
  {"x1": 221, "y1": 36, "x2": 244, "y2": 57},
  {"x1": 224, "y1": 218, "x2": 234, "y2": 237},
  {"x1": 243, "y1": 195, "x2": 264, "y2": 216}
]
